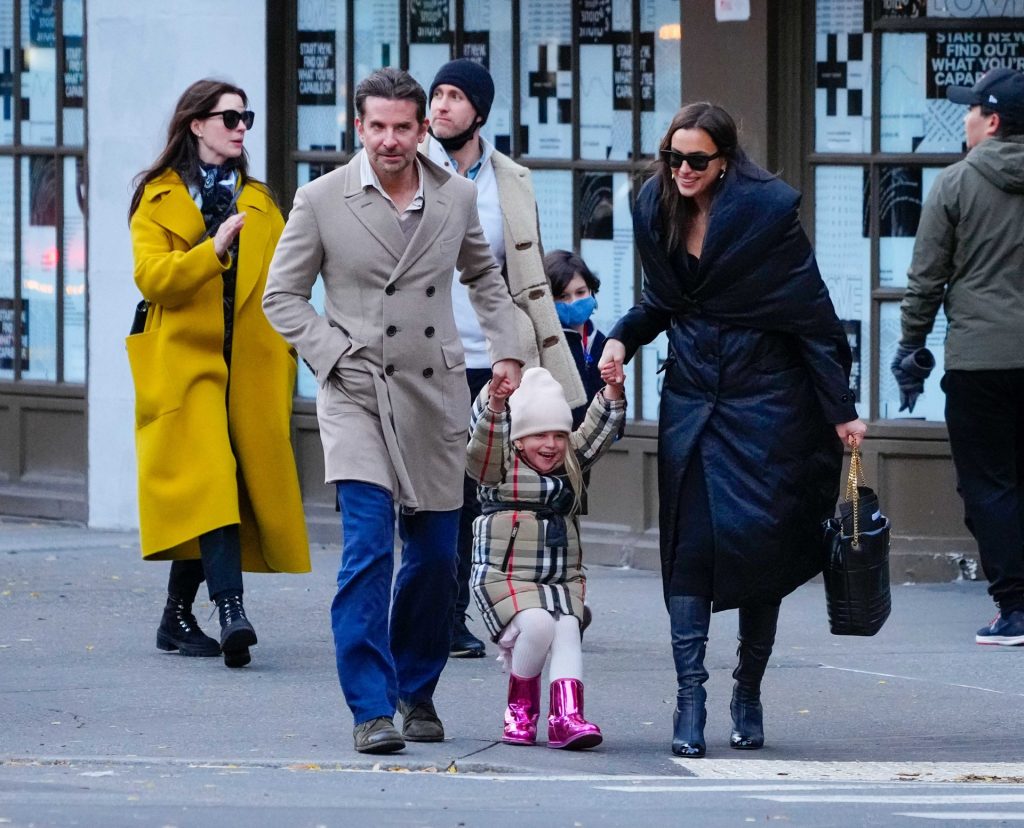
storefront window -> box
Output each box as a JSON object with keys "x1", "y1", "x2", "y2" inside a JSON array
[
  {"x1": 812, "y1": 0, "x2": 1024, "y2": 422},
  {"x1": 282, "y1": 0, "x2": 683, "y2": 419},
  {"x1": 0, "y1": 0, "x2": 85, "y2": 386},
  {"x1": 297, "y1": 0, "x2": 349, "y2": 153}
]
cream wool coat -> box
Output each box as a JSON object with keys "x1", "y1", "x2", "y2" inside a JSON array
[
  {"x1": 127, "y1": 170, "x2": 310, "y2": 573},
  {"x1": 421, "y1": 136, "x2": 586, "y2": 408},
  {"x1": 263, "y1": 152, "x2": 522, "y2": 512}
]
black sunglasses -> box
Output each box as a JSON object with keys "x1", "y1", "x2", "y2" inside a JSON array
[
  {"x1": 660, "y1": 149, "x2": 721, "y2": 171},
  {"x1": 206, "y1": 109, "x2": 255, "y2": 130}
]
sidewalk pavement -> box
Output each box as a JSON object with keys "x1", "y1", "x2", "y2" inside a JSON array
[{"x1": 1, "y1": 516, "x2": 1021, "y2": 778}]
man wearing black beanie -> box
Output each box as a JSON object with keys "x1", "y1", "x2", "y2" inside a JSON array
[{"x1": 421, "y1": 59, "x2": 585, "y2": 660}]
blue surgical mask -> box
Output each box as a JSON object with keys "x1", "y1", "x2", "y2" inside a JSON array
[{"x1": 556, "y1": 295, "x2": 597, "y2": 328}]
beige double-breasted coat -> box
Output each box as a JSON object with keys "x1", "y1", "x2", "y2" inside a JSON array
[{"x1": 263, "y1": 153, "x2": 521, "y2": 512}]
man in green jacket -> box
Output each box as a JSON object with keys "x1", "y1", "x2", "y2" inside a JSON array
[{"x1": 893, "y1": 67, "x2": 1024, "y2": 646}]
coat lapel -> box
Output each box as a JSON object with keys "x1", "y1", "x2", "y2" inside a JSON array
[
  {"x1": 234, "y1": 184, "x2": 271, "y2": 308},
  {"x1": 387, "y1": 163, "x2": 451, "y2": 287},
  {"x1": 342, "y1": 160, "x2": 407, "y2": 264},
  {"x1": 148, "y1": 172, "x2": 205, "y2": 248}
]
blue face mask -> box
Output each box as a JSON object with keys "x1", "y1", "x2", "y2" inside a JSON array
[{"x1": 556, "y1": 295, "x2": 597, "y2": 328}]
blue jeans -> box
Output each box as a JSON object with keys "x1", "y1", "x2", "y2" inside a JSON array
[{"x1": 332, "y1": 481, "x2": 459, "y2": 725}]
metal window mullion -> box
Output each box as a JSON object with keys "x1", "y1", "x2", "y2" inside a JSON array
[
  {"x1": 630, "y1": 0, "x2": 643, "y2": 419},
  {"x1": 869, "y1": 12, "x2": 883, "y2": 422},
  {"x1": 55, "y1": 0, "x2": 64, "y2": 147},
  {"x1": 346, "y1": 0, "x2": 355, "y2": 154},
  {"x1": 511, "y1": 0, "x2": 521, "y2": 158},
  {"x1": 399, "y1": 0, "x2": 409, "y2": 69},
  {"x1": 12, "y1": 0, "x2": 22, "y2": 382},
  {"x1": 452, "y1": 0, "x2": 463, "y2": 59},
  {"x1": 570, "y1": 1, "x2": 580, "y2": 254},
  {"x1": 54, "y1": 1, "x2": 65, "y2": 382}
]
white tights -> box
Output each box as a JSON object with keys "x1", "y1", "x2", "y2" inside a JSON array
[{"x1": 505, "y1": 607, "x2": 583, "y2": 681}]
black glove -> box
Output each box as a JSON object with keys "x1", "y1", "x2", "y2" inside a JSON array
[{"x1": 890, "y1": 343, "x2": 935, "y2": 414}]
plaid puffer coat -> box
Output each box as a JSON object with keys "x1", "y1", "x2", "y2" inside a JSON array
[{"x1": 467, "y1": 386, "x2": 626, "y2": 641}]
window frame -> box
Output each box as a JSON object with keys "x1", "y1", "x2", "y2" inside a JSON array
[{"x1": 0, "y1": 0, "x2": 88, "y2": 388}]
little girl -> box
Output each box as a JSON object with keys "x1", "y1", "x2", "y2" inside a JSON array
[{"x1": 467, "y1": 367, "x2": 626, "y2": 749}]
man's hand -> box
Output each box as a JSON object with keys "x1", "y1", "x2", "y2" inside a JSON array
[
  {"x1": 598, "y1": 339, "x2": 626, "y2": 386},
  {"x1": 890, "y1": 342, "x2": 935, "y2": 413},
  {"x1": 490, "y1": 359, "x2": 522, "y2": 400}
]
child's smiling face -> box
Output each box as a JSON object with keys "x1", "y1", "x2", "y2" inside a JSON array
[{"x1": 515, "y1": 431, "x2": 570, "y2": 475}]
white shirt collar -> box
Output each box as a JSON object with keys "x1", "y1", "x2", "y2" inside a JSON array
[
  {"x1": 359, "y1": 150, "x2": 425, "y2": 214},
  {"x1": 428, "y1": 135, "x2": 493, "y2": 178}
]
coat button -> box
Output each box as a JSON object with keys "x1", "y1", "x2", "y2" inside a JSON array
[
  {"x1": 425, "y1": 327, "x2": 435, "y2": 337},
  {"x1": 386, "y1": 325, "x2": 397, "y2": 337},
  {"x1": 425, "y1": 286, "x2": 436, "y2": 297},
  {"x1": 422, "y1": 368, "x2": 434, "y2": 378},
  {"x1": 385, "y1": 285, "x2": 396, "y2": 296},
  {"x1": 385, "y1": 365, "x2": 395, "y2": 376}
]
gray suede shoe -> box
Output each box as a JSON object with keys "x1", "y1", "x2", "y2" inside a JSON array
[
  {"x1": 398, "y1": 700, "x2": 445, "y2": 742},
  {"x1": 353, "y1": 716, "x2": 405, "y2": 754}
]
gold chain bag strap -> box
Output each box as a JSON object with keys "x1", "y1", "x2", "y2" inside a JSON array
[{"x1": 845, "y1": 442, "x2": 862, "y2": 549}]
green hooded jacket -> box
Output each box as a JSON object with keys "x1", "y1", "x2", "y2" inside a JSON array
[{"x1": 901, "y1": 135, "x2": 1024, "y2": 370}]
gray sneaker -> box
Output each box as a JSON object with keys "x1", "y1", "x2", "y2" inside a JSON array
[
  {"x1": 398, "y1": 700, "x2": 445, "y2": 742},
  {"x1": 353, "y1": 716, "x2": 405, "y2": 754}
]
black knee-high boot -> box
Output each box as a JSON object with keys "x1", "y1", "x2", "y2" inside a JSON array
[
  {"x1": 669, "y1": 595, "x2": 711, "y2": 757},
  {"x1": 730, "y1": 603, "x2": 779, "y2": 750}
]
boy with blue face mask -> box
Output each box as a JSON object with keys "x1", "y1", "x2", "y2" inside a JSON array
[{"x1": 544, "y1": 250, "x2": 606, "y2": 429}]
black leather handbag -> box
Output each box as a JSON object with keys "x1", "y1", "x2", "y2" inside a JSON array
[{"x1": 822, "y1": 444, "x2": 892, "y2": 636}]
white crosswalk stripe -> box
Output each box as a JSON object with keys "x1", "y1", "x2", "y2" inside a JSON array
[{"x1": 668, "y1": 759, "x2": 1024, "y2": 783}]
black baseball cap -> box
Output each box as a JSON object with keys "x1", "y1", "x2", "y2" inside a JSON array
[{"x1": 947, "y1": 67, "x2": 1024, "y2": 118}]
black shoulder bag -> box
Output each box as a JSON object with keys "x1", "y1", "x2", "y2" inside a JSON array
[{"x1": 822, "y1": 443, "x2": 892, "y2": 636}]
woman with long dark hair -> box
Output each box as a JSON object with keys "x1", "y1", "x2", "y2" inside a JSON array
[
  {"x1": 599, "y1": 103, "x2": 866, "y2": 755},
  {"x1": 127, "y1": 79, "x2": 310, "y2": 668}
]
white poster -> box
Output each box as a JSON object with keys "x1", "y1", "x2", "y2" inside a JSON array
[
  {"x1": 520, "y1": 0, "x2": 572, "y2": 158},
  {"x1": 815, "y1": 165, "x2": 871, "y2": 413}
]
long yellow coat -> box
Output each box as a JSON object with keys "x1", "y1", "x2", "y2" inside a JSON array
[{"x1": 127, "y1": 169, "x2": 310, "y2": 574}]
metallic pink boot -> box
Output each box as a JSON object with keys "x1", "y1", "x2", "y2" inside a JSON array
[
  {"x1": 503, "y1": 673, "x2": 541, "y2": 745},
  {"x1": 547, "y1": 678, "x2": 603, "y2": 750}
]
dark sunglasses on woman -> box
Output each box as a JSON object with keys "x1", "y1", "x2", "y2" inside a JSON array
[
  {"x1": 207, "y1": 109, "x2": 256, "y2": 130},
  {"x1": 660, "y1": 149, "x2": 721, "y2": 171}
]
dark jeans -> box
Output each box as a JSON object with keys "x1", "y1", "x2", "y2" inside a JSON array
[
  {"x1": 943, "y1": 369, "x2": 1024, "y2": 614},
  {"x1": 332, "y1": 481, "x2": 459, "y2": 724},
  {"x1": 166, "y1": 524, "x2": 243, "y2": 603},
  {"x1": 455, "y1": 367, "x2": 493, "y2": 620}
]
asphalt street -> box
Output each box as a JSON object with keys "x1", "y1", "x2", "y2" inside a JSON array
[{"x1": 1, "y1": 516, "x2": 1022, "y2": 827}]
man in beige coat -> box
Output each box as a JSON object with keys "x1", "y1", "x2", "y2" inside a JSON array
[
  {"x1": 423, "y1": 59, "x2": 585, "y2": 660},
  {"x1": 263, "y1": 68, "x2": 522, "y2": 754}
]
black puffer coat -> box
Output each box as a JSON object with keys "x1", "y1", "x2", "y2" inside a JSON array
[{"x1": 610, "y1": 166, "x2": 858, "y2": 610}]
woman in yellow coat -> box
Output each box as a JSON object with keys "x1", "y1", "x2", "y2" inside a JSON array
[{"x1": 127, "y1": 79, "x2": 310, "y2": 668}]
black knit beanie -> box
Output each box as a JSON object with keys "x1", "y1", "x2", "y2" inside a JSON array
[{"x1": 428, "y1": 59, "x2": 495, "y2": 124}]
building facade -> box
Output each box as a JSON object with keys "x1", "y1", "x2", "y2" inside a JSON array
[{"x1": 2, "y1": 0, "x2": 1023, "y2": 577}]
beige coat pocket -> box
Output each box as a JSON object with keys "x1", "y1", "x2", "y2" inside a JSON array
[{"x1": 125, "y1": 330, "x2": 182, "y2": 427}]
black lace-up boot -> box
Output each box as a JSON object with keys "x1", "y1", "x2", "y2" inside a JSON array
[
  {"x1": 215, "y1": 591, "x2": 257, "y2": 668},
  {"x1": 156, "y1": 594, "x2": 221, "y2": 657}
]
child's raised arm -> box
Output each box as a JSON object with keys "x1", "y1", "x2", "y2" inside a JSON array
[
  {"x1": 466, "y1": 381, "x2": 510, "y2": 485},
  {"x1": 570, "y1": 380, "x2": 627, "y2": 471}
]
